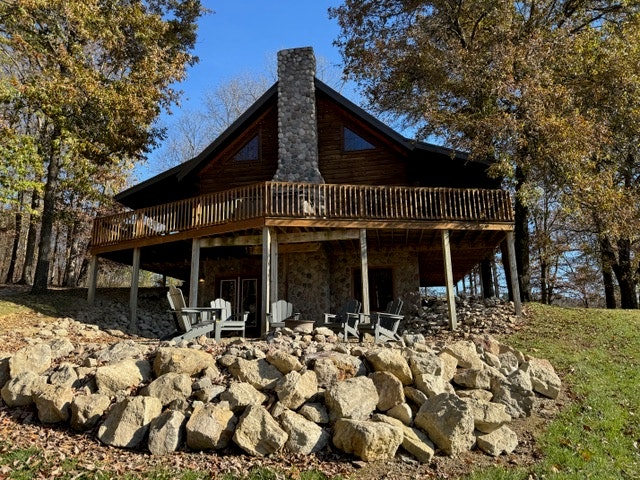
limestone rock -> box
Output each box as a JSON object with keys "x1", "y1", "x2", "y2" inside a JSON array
[
  {"x1": 71, "y1": 394, "x2": 112, "y2": 431},
  {"x1": 148, "y1": 410, "x2": 186, "y2": 455},
  {"x1": 386, "y1": 402, "x2": 413, "y2": 425},
  {"x1": 153, "y1": 347, "x2": 216, "y2": 377},
  {"x1": 312, "y1": 352, "x2": 366, "y2": 387},
  {"x1": 48, "y1": 363, "x2": 79, "y2": 387},
  {"x1": 266, "y1": 350, "x2": 303, "y2": 374},
  {"x1": 48, "y1": 338, "x2": 75, "y2": 359},
  {"x1": 414, "y1": 372, "x2": 446, "y2": 398},
  {"x1": 141, "y1": 372, "x2": 192, "y2": 406},
  {"x1": 275, "y1": 370, "x2": 318, "y2": 410},
  {"x1": 366, "y1": 349, "x2": 413, "y2": 385},
  {"x1": 373, "y1": 414, "x2": 435, "y2": 463},
  {"x1": 476, "y1": 425, "x2": 518, "y2": 456},
  {"x1": 1, "y1": 371, "x2": 45, "y2": 407},
  {"x1": 442, "y1": 341, "x2": 484, "y2": 370},
  {"x1": 97, "y1": 396, "x2": 162, "y2": 448},
  {"x1": 34, "y1": 384, "x2": 73, "y2": 423},
  {"x1": 96, "y1": 340, "x2": 145, "y2": 364},
  {"x1": 279, "y1": 410, "x2": 329, "y2": 454},
  {"x1": 409, "y1": 351, "x2": 443, "y2": 377},
  {"x1": 369, "y1": 371, "x2": 404, "y2": 411},
  {"x1": 462, "y1": 398, "x2": 512, "y2": 433},
  {"x1": 227, "y1": 358, "x2": 283, "y2": 391},
  {"x1": 233, "y1": 405, "x2": 288, "y2": 456},
  {"x1": 220, "y1": 382, "x2": 268, "y2": 411},
  {"x1": 0, "y1": 353, "x2": 10, "y2": 389},
  {"x1": 523, "y1": 357, "x2": 561, "y2": 399},
  {"x1": 325, "y1": 376, "x2": 378, "y2": 421},
  {"x1": 456, "y1": 389, "x2": 494, "y2": 403},
  {"x1": 332, "y1": 419, "x2": 403, "y2": 462},
  {"x1": 95, "y1": 359, "x2": 152, "y2": 396},
  {"x1": 491, "y1": 370, "x2": 535, "y2": 418},
  {"x1": 404, "y1": 386, "x2": 429, "y2": 408},
  {"x1": 186, "y1": 402, "x2": 237, "y2": 450},
  {"x1": 298, "y1": 403, "x2": 329, "y2": 424},
  {"x1": 9, "y1": 344, "x2": 52, "y2": 377},
  {"x1": 415, "y1": 393, "x2": 475, "y2": 456},
  {"x1": 438, "y1": 351, "x2": 458, "y2": 381}
]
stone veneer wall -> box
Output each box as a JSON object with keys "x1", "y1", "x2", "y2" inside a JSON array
[
  {"x1": 329, "y1": 245, "x2": 421, "y2": 313},
  {"x1": 277, "y1": 249, "x2": 331, "y2": 321},
  {"x1": 273, "y1": 47, "x2": 324, "y2": 183}
]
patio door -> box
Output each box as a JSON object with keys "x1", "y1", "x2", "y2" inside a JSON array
[
  {"x1": 353, "y1": 267, "x2": 394, "y2": 311},
  {"x1": 218, "y1": 276, "x2": 259, "y2": 328}
]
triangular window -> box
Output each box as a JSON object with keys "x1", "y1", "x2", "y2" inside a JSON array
[
  {"x1": 344, "y1": 127, "x2": 375, "y2": 151},
  {"x1": 234, "y1": 135, "x2": 260, "y2": 161}
]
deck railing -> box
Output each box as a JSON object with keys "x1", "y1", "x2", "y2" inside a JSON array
[{"x1": 91, "y1": 182, "x2": 514, "y2": 248}]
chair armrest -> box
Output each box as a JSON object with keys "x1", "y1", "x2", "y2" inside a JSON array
[{"x1": 323, "y1": 313, "x2": 337, "y2": 324}]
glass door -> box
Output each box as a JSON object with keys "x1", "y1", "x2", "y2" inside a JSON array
[{"x1": 218, "y1": 276, "x2": 259, "y2": 328}]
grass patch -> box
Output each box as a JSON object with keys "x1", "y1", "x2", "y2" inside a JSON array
[{"x1": 470, "y1": 304, "x2": 640, "y2": 479}]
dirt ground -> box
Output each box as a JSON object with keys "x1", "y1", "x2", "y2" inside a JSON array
[{"x1": 0, "y1": 285, "x2": 566, "y2": 479}]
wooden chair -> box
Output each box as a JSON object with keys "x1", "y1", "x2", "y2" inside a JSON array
[
  {"x1": 210, "y1": 298, "x2": 248, "y2": 341},
  {"x1": 266, "y1": 300, "x2": 299, "y2": 330},
  {"x1": 361, "y1": 298, "x2": 404, "y2": 343},
  {"x1": 166, "y1": 286, "x2": 217, "y2": 340},
  {"x1": 323, "y1": 298, "x2": 362, "y2": 341}
]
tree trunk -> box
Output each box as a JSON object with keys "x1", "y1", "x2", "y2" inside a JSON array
[
  {"x1": 514, "y1": 166, "x2": 531, "y2": 302},
  {"x1": 64, "y1": 220, "x2": 82, "y2": 287},
  {"x1": 4, "y1": 193, "x2": 24, "y2": 284},
  {"x1": 600, "y1": 247, "x2": 616, "y2": 309},
  {"x1": 31, "y1": 150, "x2": 62, "y2": 294},
  {"x1": 18, "y1": 190, "x2": 40, "y2": 285},
  {"x1": 613, "y1": 238, "x2": 637, "y2": 309},
  {"x1": 480, "y1": 257, "x2": 494, "y2": 298}
]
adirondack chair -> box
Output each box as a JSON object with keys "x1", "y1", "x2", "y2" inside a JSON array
[
  {"x1": 323, "y1": 298, "x2": 362, "y2": 341},
  {"x1": 266, "y1": 300, "x2": 299, "y2": 330},
  {"x1": 210, "y1": 298, "x2": 248, "y2": 341},
  {"x1": 361, "y1": 298, "x2": 404, "y2": 343},
  {"x1": 166, "y1": 286, "x2": 217, "y2": 340}
]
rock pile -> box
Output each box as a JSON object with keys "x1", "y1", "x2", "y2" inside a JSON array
[{"x1": 0, "y1": 321, "x2": 561, "y2": 463}]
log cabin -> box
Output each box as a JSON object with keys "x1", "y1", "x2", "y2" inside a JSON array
[{"x1": 88, "y1": 47, "x2": 520, "y2": 336}]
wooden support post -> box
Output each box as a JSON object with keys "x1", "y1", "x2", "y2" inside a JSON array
[
  {"x1": 87, "y1": 255, "x2": 98, "y2": 304},
  {"x1": 261, "y1": 226, "x2": 271, "y2": 336},
  {"x1": 360, "y1": 229, "x2": 370, "y2": 315},
  {"x1": 189, "y1": 238, "x2": 201, "y2": 307},
  {"x1": 442, "y1": 230, "x2": 457, "y2": 330},
  {"x1": 506, "y1": 231, "x2": 522, "y2": 315},
  {"x1": 270, "y1": 231, "x2": 278, "y2": 308},
  {"x1": 129, "y1": 247, "x2": 141, "y2": 332}
]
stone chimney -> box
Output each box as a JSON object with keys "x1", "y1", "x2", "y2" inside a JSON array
[{"x1": 273, "y1": 47, "x2": 324, "y2": 183}]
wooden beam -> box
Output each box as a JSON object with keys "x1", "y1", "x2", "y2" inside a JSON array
[
  {"x1": 360, "y1": 229, "x2": 370, "y2": 316},
  {"x1": 506, "y1": 231, "x2": 522, "y2": 316},
  {"x1": 261, "y1": 226, "x2": 271, "y2": 336},
  {"x1": 442, "y1": 230, "x2": 457, "y2": 330},
  {"x1": 129, "y1": 247, "x2": 141, "y2": 332},
  {"x1": 189, "y1": 238, "x2": 200, "y2": 307},
  {"x1": 201, "y1": 229, "x2": 360, "y2": 248},
  {"x1": 87, "y1": 255, "x2": 98, "y2": 304}
]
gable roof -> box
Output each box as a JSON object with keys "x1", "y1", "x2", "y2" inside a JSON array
[{"x1": 115, "y1": 78, "x2": 473, "y2": 209}]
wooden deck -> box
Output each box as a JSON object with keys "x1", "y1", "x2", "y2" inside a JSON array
[{"x1": 91, "y1": 181, "x2": 513, "y2": 253}]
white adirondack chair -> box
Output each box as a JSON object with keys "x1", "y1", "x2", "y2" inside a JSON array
[
  {"x1": 210, "y1": 298, "x2": 247, "y2": 341},
  {"x1": 266, "y1": 300, "x2": 299, "y2": 330}
]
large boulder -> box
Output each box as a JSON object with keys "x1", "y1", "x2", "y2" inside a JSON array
[
  {"x1": 97, "y1": 396, "x2": 162, "y2": 448},
  {"x1": 373, "y1": 414, "x2": 435, "y2": 463},
  {"x1": 34, "y1": 384, "x2": 73, "y2": 423},
  {"x1": 233, "y1": 405, "x2": 288, "y2": 456},
  {"x1": 325, "y1": 376, "x2": 379, "y2": 421},
  {"x1": 312, "y1": 352, "x2": 366, "y2": 387},
  {"x1": 227, "y1": 358, "x2": 283, "y2": 391},
  {"x1": 462, "y1": 398, "x2": 512, "y2": 433},
  {"x1": 95, "y1": 340, "x2": 146, "y2": 364},
  {"x1": 148, "y1": 410, "x2": 186, "y2": 455},
  {"x1": 332, "y1": 419, "x2": 403, "y2": 462},
  {"x1": 153, "y1": 347, "x2": 216, "y2": 377},
  {"x1": 265, "y1": 350, "x2": 303, "y2": 374},
  {"x1": 9, "y1": 344, "x2": 52, "y2": 377},
  {"x1": 523, "y1": 357, "x2": 561, "y2": 399},
  {"x1": 1, "y1": 371, "x2": 45, "y2": 407},
  {"x1": 279, "y1": 410, "x2": 330, "y2": 454},
  {"x1": 70, "y1": 394, "x2": 112, "y2": 431},
  {"x1": 141, "y1": 372, "x2": 192, "y2": 406},
  {"x1": 275, "y1": 370, "x2": 318, "y2": 410},
  {"x1": 415, "y1": 393, "x2": 475, "y2": 456},
  {"x1": 95, "y1": 359, "x2": 152, "y2": 396},
  {"x1": 366, "y1": 349, "x2": 413, "y2": 385},
  {"x1": 442, "y1": 341, "x2": 484, "y2": 370},
  {"x1": 491, "y1": 370, "x2": 535, "y2": 418},
  {"x1": 220, "y1": 382, "x2": 268, "y2": 411},
  {"x1": 369, "y1": 371, "x2": 404, "y2": 411},
  {"x1": 476, "y1": 425, "x2": 518, "y2": 456},
  {"x1": 186, "y1": 402, "x2": 237, "y2": 450}
]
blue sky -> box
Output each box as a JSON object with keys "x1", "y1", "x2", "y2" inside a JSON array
[{"x1": 143, "y1": 1, "x2": 355, "y2": 179}]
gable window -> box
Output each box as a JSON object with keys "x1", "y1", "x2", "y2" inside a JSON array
[
  {"x1": 344, "y1": 127, "x2": 375, "y2": 151},
  {"x1": 234, "y1": 134, "x2": 260, "y2": 161}
]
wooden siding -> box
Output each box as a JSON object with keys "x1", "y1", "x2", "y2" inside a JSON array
[
  {"x1": 316, "y1": 95, "x2": 411, "y2": 185},
  {"x1": 197, "y1": 103, "x2": 279, "y2": 194}
]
